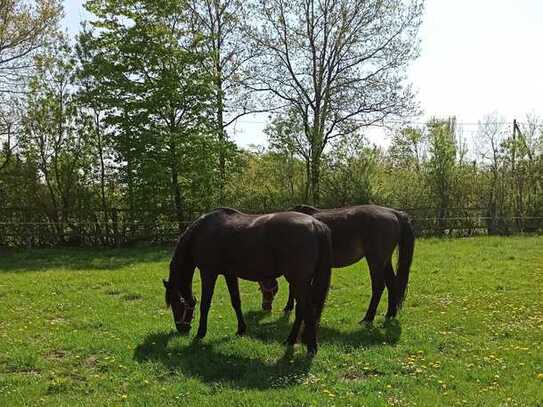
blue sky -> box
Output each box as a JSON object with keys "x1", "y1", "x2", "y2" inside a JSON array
[{"x1": 63, "y1": 0, "x2": 543, "y2": 147}]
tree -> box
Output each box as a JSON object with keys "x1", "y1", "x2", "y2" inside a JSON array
[
  {"x1": 0, "y1": 0, "x2": 61, "y2": 93},
  {"x1": 20, "y1": 38, "x2": 93, "y2": 243},
  {"x1": 506, "y1": 115, "x2": 543, "y2": 230},
  {"x1": 476, "y1": 114, "x2": 507, "y2": 233},
  {"x1": 0, "y1": 0, "x2": 62, "y2": 173},
  {"x1": 188, "y1": 0, "x2": 262, "y2": 202},
  {"x1": 388, "y1": 126, "x2": 426, "y2": 172},
  {"x1": 425, "y1": 117, "x2": 458, "y2": 234},
  {"x1": 266, "y1": 109, "x2": 311, "y2": 200},
  {"x1": 80, "y1": 0, "x2": 215, "y2": 227},
  {"x1": 320, "y1": 134, "x2": 378, "y2": 207},
  {"x1": 251, "y1": 0, "x2": 423, "y2": 203}
]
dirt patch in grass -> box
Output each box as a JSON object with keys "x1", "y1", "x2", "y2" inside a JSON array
[
  {"x1": 84, "y1": 355, "x2": 98, "y2": 368},
  {"x1": 5, "y1": 366, "x2": 42, "y2": 374},
  {"x1": 44, "y1": 349, "x2": 69, "y2": 361}
]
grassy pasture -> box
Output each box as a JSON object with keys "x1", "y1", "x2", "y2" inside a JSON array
[{"x1": 0, "y1": 236, "x2": 542, "y2": 406}]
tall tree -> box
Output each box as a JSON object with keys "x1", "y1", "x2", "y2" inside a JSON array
[
  {"x1": 80, "y1": 0, "x2": 214, "y2": 227},
  {"x1": 389, "y1": 127, "x2": 426, "y2": 172},
  {"x1": 476, "y1": 114, "x2": 507, "y2": 233},
  {"x1": 0, "y1": 0, "x2": 62, "y2": 173},
  {"x1": 188, "y1": 0, "x2": 262, "y2": 202},
  {"x1": 251, "y1": 0, "x2": 423, "y2": 203},
  {"x1": 426, "y1": 118, "x2": 458, "y2": 234},
  {"x1": 20, "y1": 38, "x2": 92, "y2": 242},
  {"x1": 266, "y1": 109, "x2": 311, "y2": 200}
]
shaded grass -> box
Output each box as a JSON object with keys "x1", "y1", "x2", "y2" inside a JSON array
[{"x1": 0, "y1": 236, "x2": 542, "y2": 406}]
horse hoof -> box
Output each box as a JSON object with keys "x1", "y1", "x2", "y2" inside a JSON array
[
  {"x1": 284, "y1": 337, "x2": 297, "y2": 346},
  {"x1": 306, "y1": 346, "x2": 317, "y2": 357},
  {"x1": 237, "y1": 326, "x2": 247, "y2": 336},
  {"x1": 359, "y1": 319, "x2": 373, "y2": 326},
  {"x1": 176, "y1": 323, "x2": 191, "y2": 335}
]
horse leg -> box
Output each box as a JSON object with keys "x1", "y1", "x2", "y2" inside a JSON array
[
  {"x1": 283, "y1": 284, "x2": 295, "y2": 313},
  {"x1": 384, "y1": 262, "x2": 398, "y2": 319},
  {"x1": 361, "y1": 258, "x2": 386, "y2": 323},
  {"x1": 299, "y1": 293, "x2": 318, "y2": 356},
  {"x1": 225, "y1": 275, "x2": 247, "y2": 336},
  {"x1": 196, "y1": 271, "x2": 218, "y2": 339},
  {"x1": 285, "y1": 280, "x2": 305, "y2": 345},
  {"x1": 285, "y1": 301, "x2": 303, "y2": 345}
]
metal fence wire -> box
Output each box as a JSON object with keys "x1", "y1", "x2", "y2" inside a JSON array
[{"x1": 0, "y1": 207, "x2": 542, "y2": 247}]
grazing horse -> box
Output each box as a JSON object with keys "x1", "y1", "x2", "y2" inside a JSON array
[
  {"x1": 163, "y1": 208, "x2": 332, "y2": 355},
  {"x1": 261, "y1": 205, "x2": 415, "y2": 323}
]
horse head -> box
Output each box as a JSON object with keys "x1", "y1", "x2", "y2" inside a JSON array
[{"x1": 163, "y1": 279, "x2": 196, "y2": 334}]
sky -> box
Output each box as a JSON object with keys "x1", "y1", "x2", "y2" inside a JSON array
[{"x1": 62, "y1": 0, "x2": 543, "y2": 147}]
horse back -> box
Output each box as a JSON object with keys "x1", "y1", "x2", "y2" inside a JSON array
[
  {"x1": 310, "y1": 205, "x2": 403, "y2": 266},
  {"x1": 190, "y1": 209, "x2": 322, "y2": 280}
]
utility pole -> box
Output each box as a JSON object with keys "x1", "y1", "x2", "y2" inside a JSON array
[{"x1": 512, "y1": 119, "x2": 522, "y2": 231}]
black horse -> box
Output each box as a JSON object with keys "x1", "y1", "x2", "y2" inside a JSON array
[
  {"x1": 261, "y1": 205, "x2": 415, "y2": 323},
  {"x1": 163, "y1": 208, "x2": 332, "y2": 355}
]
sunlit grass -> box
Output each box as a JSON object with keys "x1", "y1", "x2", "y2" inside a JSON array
[{"x1": 1, "y1": 236, "x2": 542, "y2": 406}]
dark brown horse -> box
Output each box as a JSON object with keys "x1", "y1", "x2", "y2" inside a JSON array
[
  {"x1": 262, "y1": 205, "x2": 415, "y2": 323},
  {"x1": 163, "y1": 207, "x2": 332, "y2": 355}
]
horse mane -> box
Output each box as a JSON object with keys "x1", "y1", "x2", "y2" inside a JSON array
[
  {"x1": 212, "y1": 207, "x2": 242, "y2": 215},
  {"x1": 291, "y1": 204, "x2": 320, "y2": 214}
]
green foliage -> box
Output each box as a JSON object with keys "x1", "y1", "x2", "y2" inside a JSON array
[
  {"x1": 1, "y1": 2, "x2": 543, "y2": 244},
  {"x1": 15, "y1": 38, "x2": 101, "y2": 242},
  {"x1": 78, "y1": 0, "x2": 217, "y2": 220},
  {"x1": 320, "y1": 135, "x2": 378, "y2": 207},
  {"x1": 224, "y1": 147, "x2": 306, "y2": 211}
]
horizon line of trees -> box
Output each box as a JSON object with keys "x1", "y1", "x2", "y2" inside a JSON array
[{"x1": 1, "y1": 0, "x2": 542, "y2": 246}]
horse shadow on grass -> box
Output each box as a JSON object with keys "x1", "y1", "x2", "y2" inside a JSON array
[
  {"x1": 0, "y1": 246, "x2": 170, "y2": 273},
  {"x1": 133, "y1": 331, "x2": 312, "y2": 390},
  {"x1": 133, "y1": 312, "x2": 400, "y2": 390},
  {"x1": 244, "y1": 310, "x2": 402, "y2": 349}
]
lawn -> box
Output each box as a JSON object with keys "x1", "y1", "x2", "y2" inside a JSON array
[{"x1": 0, "y1": 236, "x2": 542, "y2": 406}]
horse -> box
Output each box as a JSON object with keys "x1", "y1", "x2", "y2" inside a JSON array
[
  {"x1": 260, "y1": 204, "x2": 415, "y2": 323},
  {"x1": 163, "y1": 207, "x2": 333, "y2": 355}
]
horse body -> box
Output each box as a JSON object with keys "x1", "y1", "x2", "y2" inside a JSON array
[
  {"x1": 280, "y1": 204, "x2": 415, "y2": 322},
  {"x1": 308, "y1": 206, "x2": 401, "y2": 267},
  {"x1": 164, "y1": 207, "x2": 332, "y2": 355},
  {"x1": 191, "y1": 210, "x2": 320, "y2": 281}
]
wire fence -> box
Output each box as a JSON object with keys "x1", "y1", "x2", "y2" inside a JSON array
[{"x1": 1, "y1": 206, "x2": 542, "y2": 248}]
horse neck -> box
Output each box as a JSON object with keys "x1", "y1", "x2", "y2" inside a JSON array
[{"x1": 170, "y1": 256, "x2": 196, "y2": 306}]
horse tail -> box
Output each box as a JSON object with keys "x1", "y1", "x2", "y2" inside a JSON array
[
  {"x1": 312, "y1": 222, "x2": 333, "y2": 321},
  {"x1": 395, "y1": 210, "x2": 415, "y2": 311}
]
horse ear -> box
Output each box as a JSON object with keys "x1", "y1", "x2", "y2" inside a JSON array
[{"x1": 162, "y1": 279, "x2": 169, "y2": 288}]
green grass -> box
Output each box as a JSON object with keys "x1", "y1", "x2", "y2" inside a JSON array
[{"x1": 1, "y1": 236, "x2": 542, "y2": 406}]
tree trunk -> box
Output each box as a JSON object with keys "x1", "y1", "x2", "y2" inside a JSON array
[
  {"x1": 310, "y1": 150, "x2": 321, "y2": 205},
  {"x1": 168, "y1": 130, "x2": 184, "y2": 231},
  {"x1": 95, "y1": 111, "x2": 109, "y2": 244},
  {"x1": 304, "y1": 157, "x2": 311, "y2": 202}
]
